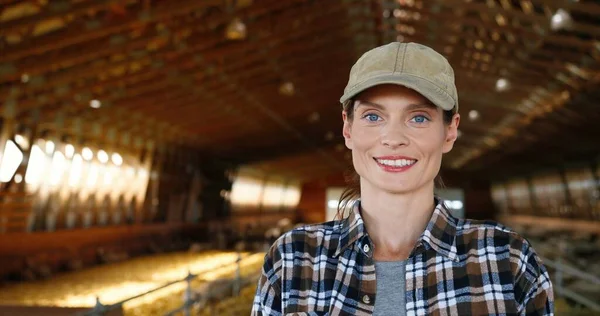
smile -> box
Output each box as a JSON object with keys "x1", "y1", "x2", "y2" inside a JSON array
[{"x1": 374, "y1": 157, "x2": 417, "y2": 172}]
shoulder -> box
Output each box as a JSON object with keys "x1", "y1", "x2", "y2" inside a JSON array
[
  {"x1": 269, "y1": 219, "x2": 343, "y2": 255},
  {"x1": 454, "y1": 216, "x2": 517, "y2": 241},
  {"x1": 454, "y1": 216, "x2": 548, "y2": 281},
  {"x1": 455, "y1": 216, "x2": 535, "y2": 252}
]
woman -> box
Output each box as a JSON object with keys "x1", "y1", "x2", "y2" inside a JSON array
[{"x1": 252, "y1": 42, "x2": 554, "y2": 315}]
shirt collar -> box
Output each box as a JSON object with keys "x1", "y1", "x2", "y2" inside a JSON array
[{"x1": 334, "y1": 198, "x2": 459, "y2": 262}]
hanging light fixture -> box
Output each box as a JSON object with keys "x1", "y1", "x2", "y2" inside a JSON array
[
  {"x1": 496, "y1": 78, "x2": 510, "y2": 92},
  {"x1": 90, "y1": 99, "x2": 101, "y2": 108},
  {"x1": 468, "y1": 110, "x2": 480, "y2": 121},
  {"x1": 225, "y1": 17, "x2": 247, "y2": 40},
  {"x1": 550, "y1": 9, "x2": 573, "y2": 31}
]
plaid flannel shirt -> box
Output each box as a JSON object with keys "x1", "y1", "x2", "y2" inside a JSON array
[{"x1": 252, "y1": 199, "x2": 554, "y2": 315}]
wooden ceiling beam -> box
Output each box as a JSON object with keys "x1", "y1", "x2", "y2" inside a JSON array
[
  {"x1": 31, "y1": 0, "x2": 352, "y2": 94},
  {"x1": 40, "y1": 78, "x2": 180, "y2": 116},
  {"x1": 449, "y1": 0, "x2": 600, "y2": 37},
  {"x1": 535, "y1": 0, "x2": 600, "y2": 16},
  {"x1": 3, "y1": 2, "x2": 359, "y2": 107},
  {"x1": 402, "y1": 31, "x2": 573, "y2": 79},
  {"x1": 0, "y1": 0, "x2": 115, "y2": 36},
  {"x1": 16, "y1": 69, "x2": 167, "y2": 114},
  {"x1": 1, "y1": 0, "x2": 347, "y2": 85},
  {"x1": 31, "y1": 113, "x2": 187, "y2": 150},
  {"x1": 0, "y1": 36, "x2": 222, "y2": 98},
  {"x1": 232, "y1": 47, "x2": 353, "y2": 84},
  {"x1": 462, "y1": 104, "x2": 600, "y2": 172},
  {"x1": 0, "y1": 0, "x2": 222, "y2": 62},
  {"x1": 192, "y1": 47, "x2": 346, "y2": 170},
  {"x1": 0, "y1": 0, "x2": 308, "y2": 85},
  {"x1": 396, "y1": 5, "x2": 592, "y2": 50},
  {"x1": 398, "y1": 35, "x2": 548, "y2": 79},
  {"x1": 135, "y1": 13, "x2": 358, "y2": 88}
]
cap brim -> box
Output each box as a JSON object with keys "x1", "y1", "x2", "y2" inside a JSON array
[{"x1": 340, "y1": 74, "x2": 456, "y2": 111}]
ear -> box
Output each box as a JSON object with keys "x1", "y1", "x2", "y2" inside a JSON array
[
  {"x1": 442, "y1": 113, "x2": 460, "y2": 154},
  {"x1": 342, "y1": 111, "x2": 353, "y2": 150}
]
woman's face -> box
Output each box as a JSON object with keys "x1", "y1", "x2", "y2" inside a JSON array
[{"x1": 342, "y1": 84, "x2": 460, "y2": 195}]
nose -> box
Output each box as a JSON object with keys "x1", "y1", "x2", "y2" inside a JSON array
[{"x1": 380, "y1": 124, "x2": 409, "y2": 149}]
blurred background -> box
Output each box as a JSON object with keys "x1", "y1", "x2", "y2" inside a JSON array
[{"x1": 0, "y1": 0, "x2": 599, "y2": 315}]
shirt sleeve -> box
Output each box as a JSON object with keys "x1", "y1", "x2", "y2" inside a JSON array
[
  {"x1": 523, "y1": 268, "x2": 554, "y2": 316},
  {"x1": 513, "y1": 237, "x2": 555, "y2": 316},
  {"x1": 251, "y1": 246, "x2": 283, "y2": 316}
]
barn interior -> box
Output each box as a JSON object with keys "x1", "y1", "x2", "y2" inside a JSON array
[{"x1": 0, "y1": 0, "x2": 599, "y2": 315}]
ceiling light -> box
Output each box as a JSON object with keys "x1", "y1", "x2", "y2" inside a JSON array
[
  {"x1": 97, "y1": 150, "x2": 109, "y2": 163},
  {"x1": 111, "y1": 153, "x2": 123, "y2": 166},
  {"x1": 308, "y1": 112, "x2": 320, "y2": 123},
  {"x1": 21, "y1": 73, "x2": 29, "y2": 83},
  {"x1": 14, "y1": 134, "x2": 28, "y2": 149},
  {"x1": 225, "y1": 18, "x2": 246, "y2": 40},
  {"x1": 14, "y1": 174, "x2": 23, "y2": 184},
  {"x1": 82, "y1": 147, "x2": 93, "y2": 161},
  {"x1": 65, "y1": 144, "x2": 75, "y2": 159},
  {"x1": 468, "y1": 110, "x2": 480, "y2": 121},
  {"x1": 45, "y1": 140, "x2": 55, "y2": 154},
  {"x1": 90, "y1": 99, "x2": 101, "y2": 108},
  {"x1": 496, "y1": 78, "x2": 510, "y2": 91},
  {"x1": 551, "y1": 9, "x2": 573, "y2": 31}
]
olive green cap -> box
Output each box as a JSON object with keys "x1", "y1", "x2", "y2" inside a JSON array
[{"x1": 340, "y1": 42, "x2": 458, "y2": 112}]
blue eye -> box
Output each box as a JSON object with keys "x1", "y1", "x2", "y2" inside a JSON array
[
  {"x1": 411, "y1": 115, "x2": 430, "y2": 123},
  {"x1": 364, "y1": 114, "x2": 381, "y2": 122}
]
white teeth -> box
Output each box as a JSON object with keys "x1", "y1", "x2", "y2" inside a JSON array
[{"x1": 376, "y1": 158, "x2": 416, "y2": 167}]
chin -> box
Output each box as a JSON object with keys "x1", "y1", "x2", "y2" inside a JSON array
[
  {"x1": 373, "y1": 173, "x2": 434, "y2": 194},
  {"x1": 368, "y1": 178, "x2": 418, "y2": 194}
]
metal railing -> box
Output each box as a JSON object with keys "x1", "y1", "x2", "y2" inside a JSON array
[
  {"x1": 541, "y1": 256, "x2": 600, "y2": 312},
  {"x1": 75, "y1": 252, "x2": 258, "y2": 316}
]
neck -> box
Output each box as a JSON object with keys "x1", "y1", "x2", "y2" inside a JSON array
[{"x1": 359, "y1": 180, "x2": 436, "y2": 261}]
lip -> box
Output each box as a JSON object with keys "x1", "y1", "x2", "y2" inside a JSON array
[{"x1": 373, "y1": 156, "x2": 418, "y2": 173}]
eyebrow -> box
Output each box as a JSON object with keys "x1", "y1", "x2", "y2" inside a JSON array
[{"x1": 355, "y1": 100, "x2": 437, "y2": 111}]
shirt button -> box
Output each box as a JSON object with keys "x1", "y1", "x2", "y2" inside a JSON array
[
  {"x1": 363, "y1": 244, "x2": 370, "y2": 253},
  {"x1": 362, "y1": 294, "x2": 371, "y2": 304}
]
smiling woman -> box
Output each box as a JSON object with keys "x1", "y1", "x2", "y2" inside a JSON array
[
  {"x1": 252, "y1": 42, "x2": 554, "y2": 316},
  {"x1": 341, "y1": 85, "x2": 458, "y2": 199}
]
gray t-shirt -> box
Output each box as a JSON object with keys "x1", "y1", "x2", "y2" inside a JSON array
[{"x1": 373, "y1": 260, "x2": 407, "y2": 316}]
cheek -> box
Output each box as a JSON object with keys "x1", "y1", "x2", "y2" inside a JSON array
[
  {"x1": 413, "y1": 130, "x2": 446, "y2": 158},
  {"x1": 350, "y1": 127, "x2": 378, "y2": 150}
]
